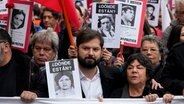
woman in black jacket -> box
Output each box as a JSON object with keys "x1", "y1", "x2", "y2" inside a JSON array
[{"x1": 111, "y1": 53, "x2": 174, "y2": 103}]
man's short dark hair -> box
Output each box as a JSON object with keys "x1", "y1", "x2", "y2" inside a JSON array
[
  {"x1": 0, "y1": 29, "x2": 12, "y2": 45},
  {"x1": 76, "y1": 28, "x2": 104, "y2": 48},
  {"x1": 147, "y1": 4, "x2": 155, "y2": 11}
]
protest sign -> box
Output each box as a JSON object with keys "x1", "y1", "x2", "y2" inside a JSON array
[
  {"x1": 92, "y1": 3, "x2": 120, "y2": 48},
  {"x1": 116, "y1": 0, "x2": 146, "y2": 48},
  {"x1": 45, "y1": 59, "x2": 82, "y2": 98},
  {"x1": 7, "y1": 0, "x2": 33, "y2": 52}
]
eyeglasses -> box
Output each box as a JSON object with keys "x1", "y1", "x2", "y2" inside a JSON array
[
  {"x1": 141, "y1": 48, "x2": 159, "y2": 53},
  {"x1": 33, "y1": 46, "x2": 53, "y2": 52}
]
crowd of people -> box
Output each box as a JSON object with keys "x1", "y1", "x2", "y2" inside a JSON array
[{"x1": 1, "y1": 0, "x2": 184, "y2": 103}]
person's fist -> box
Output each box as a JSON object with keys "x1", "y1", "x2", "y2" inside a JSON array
[{"x1": 20, "y1": 91, "x2": 37, "y2": 102}]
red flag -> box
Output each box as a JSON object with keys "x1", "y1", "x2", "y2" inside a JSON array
[
  {"x1": 64, "y1": 0, "x2": 80, "y2": 29},
  {"x1": 32, "y1": 0, "x2": 62, "y2": 12},
  {"x1": 32, "y1": 0, "x2": 80, "y2": 29}
]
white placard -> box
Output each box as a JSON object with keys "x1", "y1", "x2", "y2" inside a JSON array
[
  {"x1": 7, "y1": 0, "x2": 33, "y2": 52},
  {"x1": 0, "y1": 0, "x2": 8, "y2": 15},
  {"x1": 91, "y1": 3, "x2": 120, "y2": 48},
  {"x1": 147, "y1": 0, "x2": 161, "y2": 26},
  {"x1": 45, "y1": 59, "x2": 82, "y2": 99},
  {"x1": 116, "y1": 0, "x2": 146, "y2": 48}
]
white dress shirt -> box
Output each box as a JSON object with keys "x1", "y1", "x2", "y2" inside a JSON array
[{"x1": 80, "y1": 67, "x2": 103, "y2": 99}]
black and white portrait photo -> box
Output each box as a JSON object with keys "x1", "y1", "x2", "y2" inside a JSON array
[
  {"x1": 98, "y1": 15, "x2": 115, "y2": 38},
  {"x1": 147, "y1": 4, "x2": 155, "y2": 21},
  {"x1": 121, "y1": 4, "x2": 136, "y2": 26},
  {"x1": 46, "y1": 59, "x2": 82, "y2": 98},
  {"x1": 54, "y1": 71, "x2": 75, "y2": 97},
  {"x1": 11, "y1": 9, "x2": 26, "y2": 29}
]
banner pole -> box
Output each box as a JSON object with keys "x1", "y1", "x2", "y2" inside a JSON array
[{"x1": 58, "y1": 0, "x2": 75, "y2": 46}]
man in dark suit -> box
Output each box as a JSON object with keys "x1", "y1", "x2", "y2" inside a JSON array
[
  {"x1": 20, "y1": 28, "x2": 119, "y2": 102},
  {"x1": 76, "y1": 28, "x2": 117, "y2": 98}
]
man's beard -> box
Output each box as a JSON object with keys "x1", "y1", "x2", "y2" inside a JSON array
[{"x1": 78, "y1": 55, "x2": 101, "y2": 69}]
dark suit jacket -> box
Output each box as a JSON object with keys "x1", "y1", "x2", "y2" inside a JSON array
[
  {"x1": 34, "y1": 62, "x2": 122, "y2": 98},
  {"x1": 110, "y1": 84, "x2": 165, "y2": 98},
  {"x1": 161, "y1": 42, "x2": 184, "y2": 95},
  {"x1": 82, "y1": 64, "x2": 120, "y2": 98},
  {"x1": 58, "y1": 29, "x2": 70, "y2": 59},
  {"x1": 0, "y1": 50, "x2": 39, "y2": 97}
]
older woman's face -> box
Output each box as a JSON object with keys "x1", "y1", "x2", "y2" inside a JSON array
[
  {"x1": 58, "y1": 75, "x2": 72, "y2": 90},
  {"x1": 33, "y1": 42, "x2": 56, "y2": 66},
  {"x1": 140, "y1": 40, "x2": 161, "y2": 65},
  {"x1": 127, "y1": 59, "x2": 147, "y2": 86}
]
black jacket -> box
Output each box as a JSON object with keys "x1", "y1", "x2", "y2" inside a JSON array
[
  {"x1": 33, "y1": 69, "x2": 48, "y2": 97},
  {"x1": 13, "y1": 50, "x2": 40, "y2": 94},
  {"x1": 110, "y1": 83, "x2": 165, "y2": 98},
  {"x1": 82, "y1": 64, "x2": 121, "y2": 98},
  {"x1": 0, "y1": 49, "x2": 39, "y2": 96},
  {"x1": 161, "y1": 42, "x2": 184, "y2": 95},
  {"x1": 153, "y1": 63, "x2": 165, "y2": 83},
  {"x1": 58, "y1": 29, "x2": 70, "y2": 59}
]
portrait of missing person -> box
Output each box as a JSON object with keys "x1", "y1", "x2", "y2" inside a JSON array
[
  {"x1": 98, "y1": 15, "x2": 115, "y2": 38},
  {"x1": 54, "y1": 71, "x2": 75, "y2": 97},
  {"x1": 121, "y1": 4, "x2": 136, "y2": 26},
  {"x1": 147, "y1": 4, "x2": 155, "y2": 21},
  {"x1": 11, "y1": 9, "x2": 26, "y2": 29}
]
